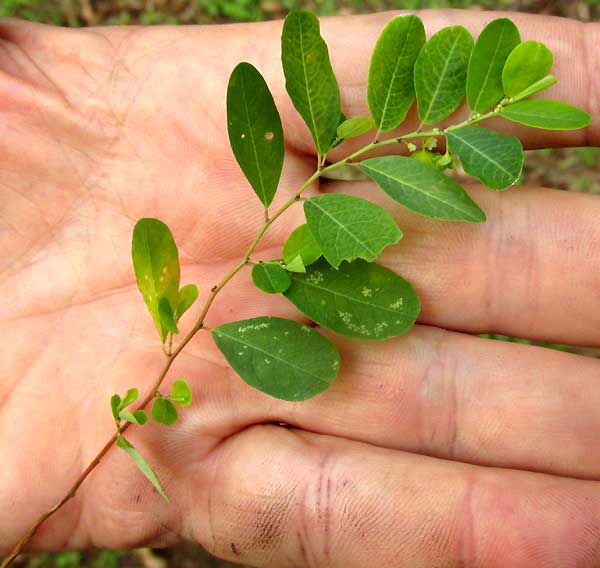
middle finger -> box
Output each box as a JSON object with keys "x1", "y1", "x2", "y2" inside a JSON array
[
  {"x1": 323, "y1": 179, "x2": 600, "y2": 347},
  {"x1": 187, "y1": 325, "x2": 600, "y2": 480}
]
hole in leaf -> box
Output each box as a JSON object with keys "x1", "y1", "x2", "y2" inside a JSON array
[{"x1": 264, "y1": 131, "x2": 274, "y2": 141}]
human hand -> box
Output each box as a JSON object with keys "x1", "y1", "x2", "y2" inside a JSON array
[{"x1": 1, "y1": 10, "x2": 599, "y2": 567}]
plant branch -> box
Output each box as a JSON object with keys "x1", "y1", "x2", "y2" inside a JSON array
[
  {"x1": 0, "y1": 171, "x2": 321, "y2": 568},
  {"x1": 1, "y1": 107, "x2": 505, "y2": 567}
]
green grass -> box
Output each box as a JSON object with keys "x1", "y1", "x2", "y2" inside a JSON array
[
  {"x1": 1, "y1": 0, "x2": 599, "y2": 26},
  {"x1": 18, "y1": 550, "x2": 121, "y2": 568}
]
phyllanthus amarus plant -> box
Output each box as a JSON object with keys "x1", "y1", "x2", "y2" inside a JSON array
[{"x1": 2, "y1": 11, "x2": 590, "y2": 567}]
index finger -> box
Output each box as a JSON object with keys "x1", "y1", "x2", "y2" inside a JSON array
[{"x1": 229, "y1": 10, "x2": 598, "y2": 154}]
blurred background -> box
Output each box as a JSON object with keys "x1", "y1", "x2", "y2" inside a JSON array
[{"x1": 5, "y1": 0, "x2": 599, "y2": 566}]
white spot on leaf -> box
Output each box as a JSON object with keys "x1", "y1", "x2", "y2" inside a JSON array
[
  {"x1": 237, "y1": 322, "x2": 270, "y2": 334},
  {"x1": 307, "y1": 271, "x2": 324, "y2": 285}
]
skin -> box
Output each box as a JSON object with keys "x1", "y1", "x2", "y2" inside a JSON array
[{"x1": 1, "y1": 8, "x2": 600, "y2": 567}]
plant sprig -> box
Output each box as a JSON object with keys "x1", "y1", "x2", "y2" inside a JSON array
[{"x1": 2, "y1": 11, "x2": 590, "y2": 568}]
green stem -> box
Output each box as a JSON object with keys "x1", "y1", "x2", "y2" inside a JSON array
[{"x1": 0, "y1": 106, "x2": 504, "y2": 568}]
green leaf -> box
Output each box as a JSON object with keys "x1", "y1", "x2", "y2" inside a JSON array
[
  {"x1": 360, "y1": 156, "x2": 486, "y2": 222},
  {"x1": 414, "y1": 26, "x2": 474, "y2": 124},
  {"x1": 447, "y1": 126, "x2": 523, "y2": 189},
  {"x1": 510, "y1": 75, "x2": 557, "y2": 103},
  {"x1": 411, "y1": 149, "x2": 455, "y2": 171},
  {"x1": 151, "y1": 397, "x2": 178, "y2": 426},
  {"x1": 500, "y1": 99, "x2": 591, "y2": 130},
  {"x1": 171, "y1": 379, "x2": 192, "y2": 407},
  {"x1": 120, "y1": 388, "x2": 139, "y2": 409},
  {"x1": 282, "y1": 224, "x2": 322, "y2": 266},
  {"x1": 132, "y1": 219, "x2": 180, "y2": 342},
  {"x1": 170, "y1": 379, "x2": 192, "y2": 407},
  {"x1": 252, "y1": 262, "x2": 292, "y2": 294},
  {"x1": 281, "y1": 10, "x2": 341, "y2": 156},
  {"x1": 117, "y1": 436, "x2": 168, "y2": 500},
  {"x1": 110, "y1": 395, "x2": 121, "y2": 422},
  {"x1": 502, "y1": 40, "x2": 553, "y2": 97},
  {"x1": 135, "y1": 410, "x2": 148, "y2": 424},
  {"x1": 466, "y1": 18, "x2": 520, "y2": 112},
  {"x1": 176, "y1": 284, "x2": 199, "y2": 320},
  {"x1": 283, "y1": 259, "x2": 420, "y2": 340},
  {"x1": 436, "y1": 152, "x2": 454, "y2": 168},
  {"x1": 368, "y1": 14, "x2": 425, "y2": 131},
  {"x1": 118, "y1": 409, "x2": 148, "y2": 426},
  {"x1": 337, "y1": 116, "x2": 376, "y2": 140},
  {"x1": 410, "y1": 149, "x2": 440, "y2": 169},
  {"x1": 304, "y1": 194, "x2": 402, "y2": 268},
  {"x1": 158, "y1": 297, "x2": 179, "y2": 334},
  {"x1": 212, "y1": 316, "x2": 339, "y2": 401},
  {"x1": 227, "y1": 62, "x2": 284, "y2": 207},
  {"x1": 330, "y1": 112, "x2": 348, "y2": 148},
  {"x1": 283, "y1": 255, "x2": 306, "y2": 273}
]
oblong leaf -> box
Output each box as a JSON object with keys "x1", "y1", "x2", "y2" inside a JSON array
[
  {"x1": 500, "y1": 99, "x2": 591, "y2": 130},
  {"x1": 368, "y1": 15, "x2": 425, "y2": 131},
  {"x1": 337, "y1": 116, "x2": 376, "y2": 140},
  {"x1": 466, "y1": 18, "x2": 520, "y2": 112},
  {"x1": 176, "y1": 284, "x2": 199, "y2": 320},
  {"x1": 330, "y1": 111, "x2": 348, "y2": 148},
  {"x1": 227, "y1": 62, "x2": 284, "y2": 207},
  {"x1": 282, "y1": 224, "x2": 322, "y2": 266},
  {"x1": 110, "y1": 395, "x2": 121, "y2": 422},
  {"x1": 117, "y1": 436, "x2": 168, "y2": 500},
  {"x1": 414, "y1": 26, "x2": 474, "y2": 124},
  {"x1": 132, "y1": 219, "x2": 180, "y2": 342},
  {"x1": 252, "y1": 262, "x2": 291, "y2": 294},
  {"x1": 283, "y1": 259, "x2": 420, "y2": 340},
  {"x1": 120, "y1": 388, "x2": 139, "y2": 409},
  {"x1": 304, "y1": 194, "x2": 402, "y2": 268},
  {"x1": 212, "y1": 316, "x2": 339, "y2": 401},
  {"x1": 119, "y1": 409, "x2": 148, "y2": 426},
  {"x1": 502, "y1": 40, "x2": 553, "y2": 97},
  {"x1": 447, "y1": 126, "x2": 523, "y2": 189},
  {"x1": 151, "y1": 397, "x2": 178, "y2": 426},
  {"x1": 281, "y1": 10, "x2": 341, "y2": 156},
  {"x1": 171, "y1": 379, "x2": 192, "y2": 407},
  {"x1": 360, "y1": 156, "x2": 486, "y2": 222},
  {"x1": 158, "y1": 297, "x2": 179, "y2": 334},
  {"x1": 511, "y1": 75, "x2": 557, "y2": 103}
]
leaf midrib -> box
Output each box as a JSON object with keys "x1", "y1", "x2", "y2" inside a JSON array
[
  {"x1": 364, "y1": 163, "x2": 480, "y2": 219},
  {"x1": 309, "y1": 200, "x2": 379, "y2": 259},
  {"x1": 449, "y1": 130, "x2": 517, "y2": 179},
  {"x1": 471, "y1": 23, "x2": 507, "y2": 112},
  {"x1": 421, "y1": 30, "x2": 462, "y2": 123},
  {"x1": 377, "y1": 17, "x2": 414, "y2": 130},
  {"x1": 297, "y1": 17, "x2": 322, "y2": 155},
  {"x1": 290, "y1": 273, "x2": 408, "y2": 315},
  {"x1": 214, "y1": 329, "x2": 329, "y2": 384},
  {"x1": 240, "y1": 67, "x2": 268, "y2": 203},
  {"x1": 140, "y1": 230, "x2": 158, "y2": 304}
]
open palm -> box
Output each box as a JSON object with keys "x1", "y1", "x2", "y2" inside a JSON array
[{"x1": 2, "y1": 11, "x2": 600, "y2": 567}]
